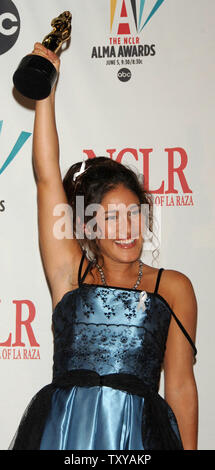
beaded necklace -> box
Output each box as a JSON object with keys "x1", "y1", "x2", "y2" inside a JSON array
[{"x1": 96, "y1": 259, "x2": 143, "y2": 289}]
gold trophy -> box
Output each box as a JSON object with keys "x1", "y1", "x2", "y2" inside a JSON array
[{"x1": 13, "y1": 11, "x2": 72, "y2": 100}]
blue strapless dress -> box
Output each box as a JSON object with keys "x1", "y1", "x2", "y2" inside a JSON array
[{"x1": 9, "y1": 261, "x2": 197, "y2": 450}]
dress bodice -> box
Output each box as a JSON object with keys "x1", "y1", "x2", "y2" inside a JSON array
[{"x1": 52, "y1": 284, "x2": 172, "y2": 392}]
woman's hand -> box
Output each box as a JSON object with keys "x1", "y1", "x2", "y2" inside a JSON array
[{"x1": 32, "y1": 42, "x2": 60, "y2": 73}]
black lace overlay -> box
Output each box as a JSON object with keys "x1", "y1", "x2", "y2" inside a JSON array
[{"x1": 52, "y1": 286, "x2": 171, "y2": 390}]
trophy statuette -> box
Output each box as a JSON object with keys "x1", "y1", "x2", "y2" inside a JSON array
[{"x1": 13, "y1": 11, "x2": 72, "y2": 100}]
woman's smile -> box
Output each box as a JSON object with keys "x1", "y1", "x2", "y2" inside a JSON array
[{"x1": 114, "y1": 238, "x2": 137, "y2": 248}]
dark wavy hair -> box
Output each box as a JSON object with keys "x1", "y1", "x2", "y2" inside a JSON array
[{"x1": 63, "y1": 157, "x2": 155, "y2": 263}]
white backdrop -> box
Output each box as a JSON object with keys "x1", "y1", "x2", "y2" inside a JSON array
[{"x1": 0, "y1": 0, "x2": 214, "y2": 450}]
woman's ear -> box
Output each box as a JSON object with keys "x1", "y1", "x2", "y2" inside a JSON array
[
  {"x1": 76, "y1": 216, "x2": 85, "y2": 239},
  {"x1": 82, "y1": 221, "x2": 95, "y2": 240},
  {"x1": 84, "y1": 225, "x2": 92, "y2": 239}
]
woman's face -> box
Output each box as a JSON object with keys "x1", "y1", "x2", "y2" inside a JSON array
[{"x1": 92, "y1": 184, "x2": 144, "y2": 264}]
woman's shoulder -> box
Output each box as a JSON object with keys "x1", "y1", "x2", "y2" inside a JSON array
[
  {"x1": 142, "y1": 264, "x2": 196, "y2": 310},
  {"x1": 159, "y1": 268, "x2": 197, "y2": 313},
  {"x1": 160, "y1": 268, "x2": 195, "y2": 294},
  {"x1": 143, "y1": 263, "x2": 194, "y2": 290}
]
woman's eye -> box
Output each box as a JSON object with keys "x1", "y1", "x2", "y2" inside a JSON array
[
  {"x1": 105, "y1": 214, "x2": 117, "y2": 220},
  {"x1": 129, "y1": 209, "x2": 140, "y2": 216},
  {"x1": 105, "y1": 209, "x2": 140, "y2": 220}
]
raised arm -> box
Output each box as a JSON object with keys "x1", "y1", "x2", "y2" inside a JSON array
[{"x1": 32, "y1": 43, "x2": 82, "y2": 308}]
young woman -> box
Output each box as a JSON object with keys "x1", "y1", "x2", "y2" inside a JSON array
[{"x1": 10, "y1": 43, "x2": 198, "y2": 450}]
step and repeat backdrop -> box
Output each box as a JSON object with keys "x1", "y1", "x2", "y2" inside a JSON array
[{"x1": 0, "y1": 0, "x2": 214, "y2": 450}]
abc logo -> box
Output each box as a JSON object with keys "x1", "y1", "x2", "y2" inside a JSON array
[
  {"x1": 0, "y1": 0, "x2": 20, "y2": 55},
  {"x1": 117, "y1": 68, "x2": 132, "y2": 82}
]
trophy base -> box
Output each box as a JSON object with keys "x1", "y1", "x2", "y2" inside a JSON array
[{"x1": 13, "y1": 54, "x2": 57, "y2": 100}]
